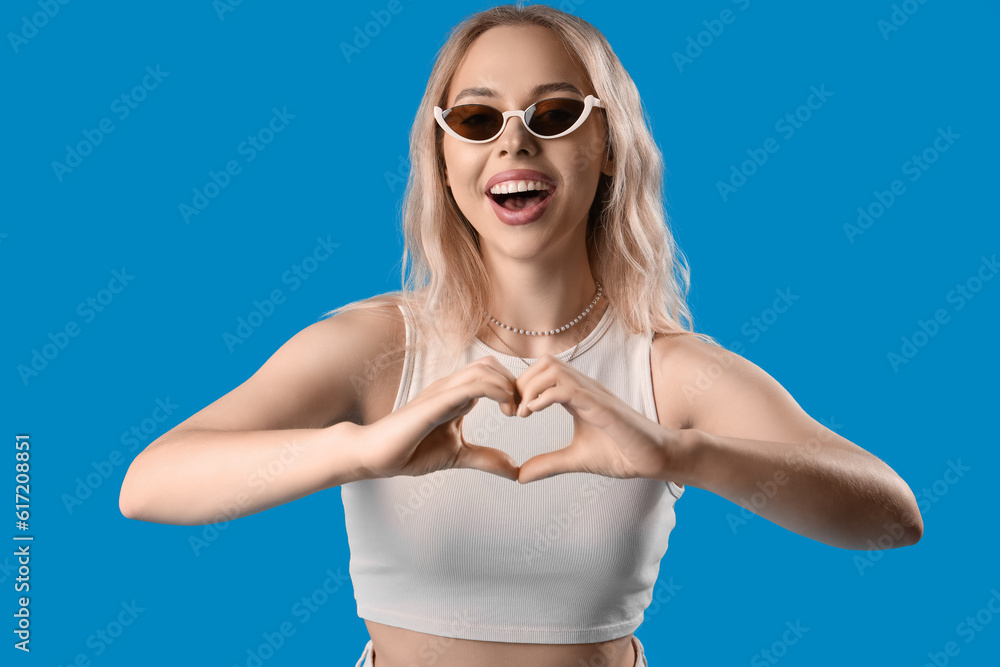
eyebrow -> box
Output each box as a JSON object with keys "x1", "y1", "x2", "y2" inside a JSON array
[{"x1": 452, "y1": 81, "x2": 585, "y2": 105}]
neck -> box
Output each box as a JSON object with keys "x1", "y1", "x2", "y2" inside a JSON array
[{"x1": 476, "y1": 260, "x2": 608, "y2": 359}]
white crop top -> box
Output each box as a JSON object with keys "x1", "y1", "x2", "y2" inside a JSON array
[{"x1": 339, "y1": 301, "x2": 684, "y2": 643}]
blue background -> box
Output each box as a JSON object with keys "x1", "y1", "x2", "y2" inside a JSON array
[{"x1": 4, "y1": 0, "x2": 998, "y2": 665}]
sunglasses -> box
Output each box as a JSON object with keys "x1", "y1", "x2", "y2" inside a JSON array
[{"x1": 433, "y1": 94, "x2": 603, "y2": 143}]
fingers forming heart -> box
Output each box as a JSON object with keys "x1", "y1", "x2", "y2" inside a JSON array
[{"x1": 497, "y1": 354, "x2": 676, "y2": 484}]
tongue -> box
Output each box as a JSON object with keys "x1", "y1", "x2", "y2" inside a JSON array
[{"x1": 502, "y1": 193, "x2": 545, "y2": 210}]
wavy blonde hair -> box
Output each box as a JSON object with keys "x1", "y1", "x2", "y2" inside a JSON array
[{"x1": 324, "y1": 3, "x2": 720, "y2": 380}]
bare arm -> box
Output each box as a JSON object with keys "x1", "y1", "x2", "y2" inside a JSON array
[
  {"x1": 670, "y1": 427, "x2": 921, "y2": 550},
  {"x1": 119, "y1": 421, "x2": 369, "y2": 525},
  {"x1": 657, "y1": 336, "x2": 923, "y2": 550},
  {"x1": 119, "y1": 303, "x2": 401, "y2": 525}
]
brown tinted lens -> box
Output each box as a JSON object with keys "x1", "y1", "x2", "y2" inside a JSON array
[
  {"x1": 443, "y1": 104, "x2": 503, "y2": 141},
  {"x1": 526, "y1": 98, "x2": 585, "y2": 136}
]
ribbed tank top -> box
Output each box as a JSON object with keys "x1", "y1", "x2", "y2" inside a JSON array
[{"x1": 339, "y1": 301, "x2": 684, "y2": 643}]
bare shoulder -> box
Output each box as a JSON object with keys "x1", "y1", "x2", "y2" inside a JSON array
[
  {"x1": 327, "y1": 296, "x2": 410, "y2": 425},
  {"x1": 651, "y1": 331, "x2": 823, "y2": 445},
  {"x1": 650, "y1": 332, "x2": 737, "y2": 431},
  {"x1": 652, "y1": 331, "x2": 736, "y2": 371}
]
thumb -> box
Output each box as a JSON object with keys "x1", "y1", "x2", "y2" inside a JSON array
[
  {"x1": 517, "y1": 448, "x2": 578, "y2": 484},
  {"x1": 453, "y1": 443, "x2": 521, "y2": 482}
]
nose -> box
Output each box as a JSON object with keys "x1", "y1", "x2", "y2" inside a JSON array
[{"x1": 494, "y1": 113, "x2": 538, "y2": 155}]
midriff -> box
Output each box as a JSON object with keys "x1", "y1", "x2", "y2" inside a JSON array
[{"x1": 365, "y1": 619, "x2": 638, "y2": 667}]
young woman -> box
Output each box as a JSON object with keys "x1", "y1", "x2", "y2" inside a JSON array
[{"x1": 120, "y1": 5, "x2": 924, "y2": 667}]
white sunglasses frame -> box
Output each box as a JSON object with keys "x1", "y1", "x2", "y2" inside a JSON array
[{"x1": 433, "y1": 94, "x2": 604, "y2": 144}]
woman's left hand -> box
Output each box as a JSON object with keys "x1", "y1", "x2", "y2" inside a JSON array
[{"x1": 513, "y1": 353, "x2": 684, "y2": 484}]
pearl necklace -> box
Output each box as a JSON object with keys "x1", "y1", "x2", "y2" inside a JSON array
[
  {"x1": 486, "y1": 280, "x2": 603, "y2": 368},
  {"x1": 489, "y1": 281, "x2": 602, "y2": 336}
]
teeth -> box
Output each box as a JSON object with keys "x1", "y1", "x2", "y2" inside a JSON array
[{"x1": 489, "y1": 180, "x2": 552, "y2": 195}]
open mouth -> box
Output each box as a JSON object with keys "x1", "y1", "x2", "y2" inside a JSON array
[{"x1": 486, "y1": 190, "x2": 552, "y2": 211}]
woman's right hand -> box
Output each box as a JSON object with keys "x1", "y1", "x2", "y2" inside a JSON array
[{"x1": 354, "y1": 356, "x2": 522, "y2": 481}]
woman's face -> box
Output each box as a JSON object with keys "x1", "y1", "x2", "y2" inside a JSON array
[{"x1": 441, "y1": 25, "x2": 612, "y2": 261}]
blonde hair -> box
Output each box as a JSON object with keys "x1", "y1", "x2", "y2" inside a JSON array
[{"x1": 324, "y1": 3, "x2": 720, "y2": 378}]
